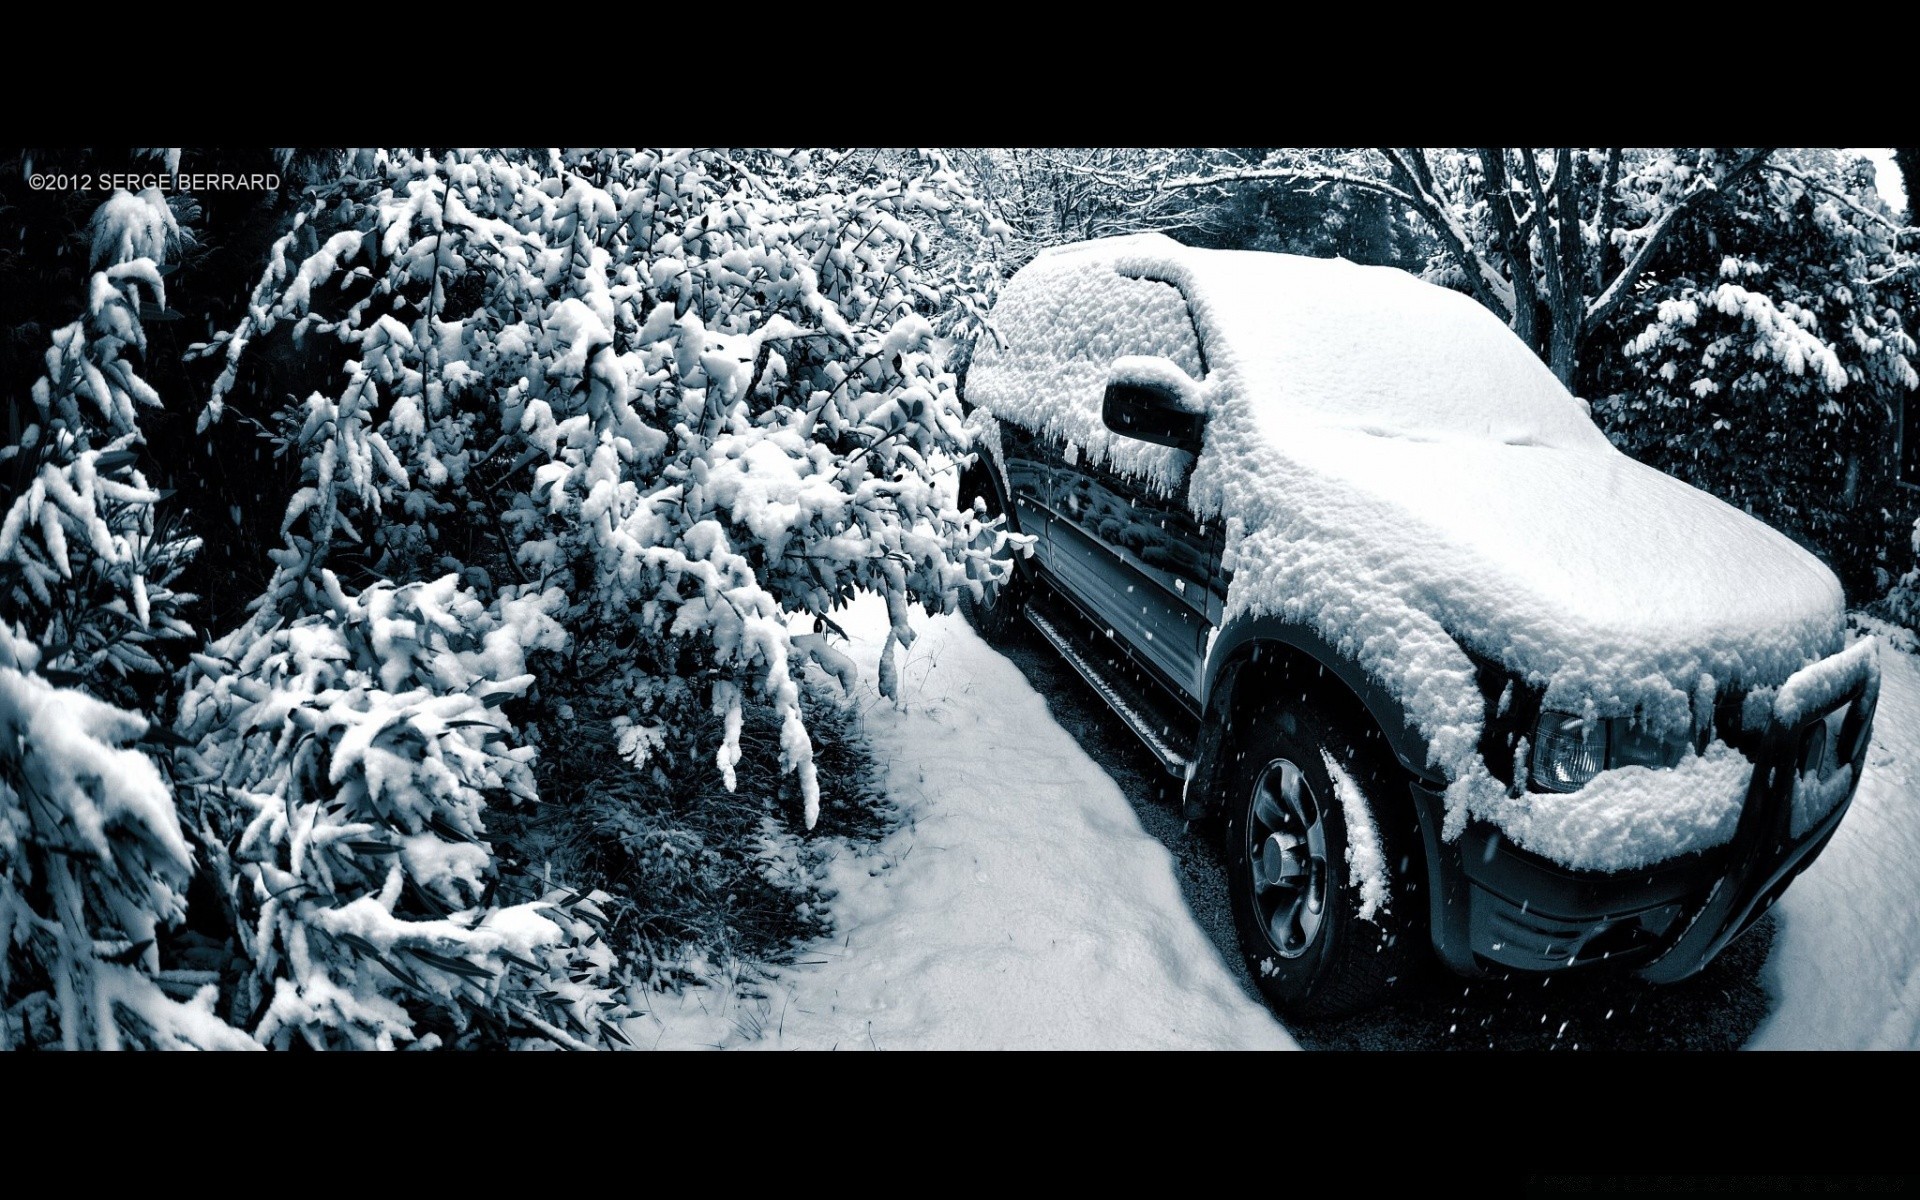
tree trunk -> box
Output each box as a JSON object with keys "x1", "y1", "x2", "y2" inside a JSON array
[
  {"x1": 1548, "y1": 326, "x2": 1580, "y2": 388},
  {"x1": 1475, "y1": 149, "x2": 1540, "y2": 355},
  {"x1": 1548, "y1": 148, "x2": 1585, "y2": 389},
  {"x1": 1895, "y1": 147, "x2": 1917, "y2": 227}
]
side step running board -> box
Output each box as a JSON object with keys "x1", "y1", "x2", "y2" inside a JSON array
[{"x1": 1023, "y1": 605, "x2": 1194, "y2": 777}]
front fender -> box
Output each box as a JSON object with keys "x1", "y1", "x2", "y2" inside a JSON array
[{"x1": 1202, "y1": 614, "x2": 1444, "y2": 785}]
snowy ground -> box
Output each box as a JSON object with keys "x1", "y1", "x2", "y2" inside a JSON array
[
  {"x1": 630, "y1": 594, "x2": 1293, "y2": 1050},
  {"x1": 1749, "y1": 619, "x2": 1920, "y2": 1050},
  {"x1": 631, "y1": 600, "x2": 1920, "y2": 1051}
]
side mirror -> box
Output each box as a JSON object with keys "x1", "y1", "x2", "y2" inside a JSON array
[{"x1": 1102, "y1": 355, "x2": 1207, "y2": 452}]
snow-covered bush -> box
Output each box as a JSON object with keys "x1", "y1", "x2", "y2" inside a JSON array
[
  {"x1": 0, "y1": 620, "x2": 253, "y2": 1049},
  {"x1": 175, "y1": 573, "x2": 629, "y2": 1049},
  {"x1": 1887, "y1": 528, "x2": 1920, "y2": 630},
  {"x1": 193, "y1": 148, "x2": 1004, "y2": 827},
  {"x1": 0, "y1": 187, "x2": 247, "y2": 1048},
  {"x1": 171, "y1": 148, "x2": 1002, "y2": 1045},
  {"x1": 0, "y1": 187, "x2": 198, "y2": 704},
  {"x1": 502, "y1": 676, "x2": 889, "y2": 994}
]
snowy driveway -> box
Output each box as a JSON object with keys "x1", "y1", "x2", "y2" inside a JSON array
[
  {"x1": 635, "y1": 603, "x2": 1919, "y2": 1051},
  {"x1": 635, "y1": 595, "x2": 1293, "y2": 1050}
]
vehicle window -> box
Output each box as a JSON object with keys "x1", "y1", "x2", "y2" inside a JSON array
[{"x1": 966, "y1": 256, "x2": 1208, "y2": 498}]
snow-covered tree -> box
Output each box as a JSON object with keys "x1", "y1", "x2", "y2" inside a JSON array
[
  {"x1": 1163, "y1": 148, "x2": 1806, "y2": 388},
  {"x1": 952, "y1": 148, "x2": 1225, "y2": 263},
  {"x1": 952, "y1": 148, "x2": 1426, "y2": 272},
  {"x1": 1162, "y1": 148, "x2": 1920, "y2": 600},
  {"x1": 1894, "y1": 149, "x2": 1917, "y2": 225},
  {"x1": 0, "y1": 620, "x2": 255, "y2": 1049},
  {"x1": 174, "y1": 573, "x2": 627, "y2": 1049},
  {"x1": 194, "y1": 147, "x2": 1003, "y2": 819},
  {"x1": 1589, "y1": 150, "x2": 1917, "y2": 595}
]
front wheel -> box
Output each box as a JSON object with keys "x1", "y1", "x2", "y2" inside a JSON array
[{"x1": 1222, "y1": 706, "x2": 1421, "y2": 1021}]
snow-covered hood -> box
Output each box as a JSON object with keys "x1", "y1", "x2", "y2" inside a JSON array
[
  {"x1": 1249, "y1": 423, "x2": 1847, "y2": 711},
  {"x1": 1144, "y1": 239, "x2": 1849, "y2": 732}
]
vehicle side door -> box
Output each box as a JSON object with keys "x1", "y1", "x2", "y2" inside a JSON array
[
  {"x1": 1048, "y1": 447, "x2": 1219, "y2": 703},
  {"x1": 1040, "y1": 276, "x2": 1221, "y2": 704}
]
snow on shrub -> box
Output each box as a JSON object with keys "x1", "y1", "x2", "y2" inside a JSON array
[
  {"x1": 0, "y1": 187, "x2": 241, "y2": 1048},
  {"x1": 0, "y1": 188, "x2": 197, "y2": 698},
  {"x1": 0, "y1": 621, "x2": 254, "y2": 1049},
  {"x1": 1891, "y1": 534, "x2": 1920, "y2": 629},
  {"x1": 192, "y1": 148, "x2": 1005, "y2": 828},
  {"x1": 168, "y1": 148, "x2": 1004, "y2": 1046},
  {"x1": 176, "y1": 573, "x2": 628, "y2": 1049},
  {"x1": 1592, "y1": 152, "x2": 1917, "y2": 597}
]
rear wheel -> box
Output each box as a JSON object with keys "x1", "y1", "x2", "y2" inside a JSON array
[
  {"x1": 956, "y1": 470, "x2": 1028, "y2": 643},
  {"x1": 1222, "y1": 704, "x2": 1421, "y2": 1020}
]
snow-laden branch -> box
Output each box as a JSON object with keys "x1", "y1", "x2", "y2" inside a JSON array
[
  {"x1": 1164, "y1": 148, "x2": 1536, "y2": 322},
  {"x1": 1761, "y1": 160, "x2": 1916, "y2": 237},
  {"x1": 1585, "y1": 148, "x2": 1775, "y2": 333},
  {"x1": 1157, "y1": 162, "x2": 1422, "y2": 209}
]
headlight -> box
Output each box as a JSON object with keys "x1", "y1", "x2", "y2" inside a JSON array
[
  {"x1": 1530, "y1": 712, "x2": 1607, "y2": 792},
  {"x1": 1529, "y1": 711, "x2": 1691, "y2": 793}
]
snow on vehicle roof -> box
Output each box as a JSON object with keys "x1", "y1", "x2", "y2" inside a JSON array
[
  {"x1": 1044, "y1": 233, "x2": 1609, "y2": 448},
  {"x1": 969, "y1": 234, "x2": 1854, "y2": 871}
]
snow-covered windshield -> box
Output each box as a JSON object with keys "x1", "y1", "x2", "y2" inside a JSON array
[{"x1": 1140, "y1": 250, "x2": 1613, "y2": 451}]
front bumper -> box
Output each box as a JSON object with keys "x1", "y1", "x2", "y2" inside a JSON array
[{"x1": 1414, "y1": 645, "x2": 1880, "y2": 981}]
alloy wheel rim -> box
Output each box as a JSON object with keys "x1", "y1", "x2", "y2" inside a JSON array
[{"x1": 1246, "y1": 757, "x2": 1329, "y2": 960}]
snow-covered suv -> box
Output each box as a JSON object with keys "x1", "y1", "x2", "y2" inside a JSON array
[{"x1": 957, "y1": 234, "x2": 1882, "y2": 1020}]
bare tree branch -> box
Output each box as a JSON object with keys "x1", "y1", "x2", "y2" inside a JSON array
[
  {"x1": 1161, "y1": 148, "x2": 1524, "y2": 318},
  {"x1": 1157, "y1": 163, "x2": 1420, "y2": 209},
  {"x1": 1379, "y1": 148, "x2": 1515, "y2": 319}
]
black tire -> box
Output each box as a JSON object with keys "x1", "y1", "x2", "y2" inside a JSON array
[
  {"x1": 956, "y1": 469, "x2": 1028, "y2": 644},
  {"x1": 1222, "y1": 703, "x2": 1421, "y2": 1021}
]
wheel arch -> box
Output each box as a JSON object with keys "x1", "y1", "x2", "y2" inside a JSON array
[
  {"x1": 1184, "y1": 618, "x2": 1443, "y2": 823},
  {"x1": 957, "y1": 456, "x2": 1010, "y2": 525},
  {"x1": 1209, "y1": 624, "x2": 1436, "y2": 1018},
  {"x1": 957, "y1": 410, "x2": 1016, "y2": 530}
]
